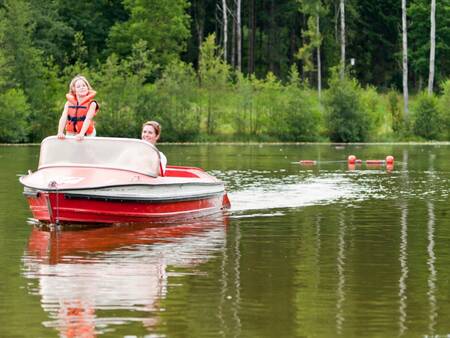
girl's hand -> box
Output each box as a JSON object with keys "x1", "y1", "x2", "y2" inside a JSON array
[
  {"x1": 57, "y1": 132, "x2": 65, "y2": 139},
  {"x1": 75, "y1": 133, "x2": 84, "y2": 141}
]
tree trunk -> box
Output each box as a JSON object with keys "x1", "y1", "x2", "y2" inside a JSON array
[
  {"x1": 340, "y1": 0, "x2": 345, "y2": 79},
  {"x1": 231, "y1": 12, "x2": 235, "y2": 68},
  {"x1": 193, "y1": 0, "x2": 205, "y2": 61},
  {"x1": 317, "y1": 12, "x2": 322, "y2": 98},
  {"x1": 402, "y1": 0, "x2": 409, "y2": 119},
  {"x1": 248, "y1": 0, "x2": 255, "y2": 74},
  {"x1": 269, "y1": 0, "x2": 275, "y2": 73},
  {"x1": 335, "y1": 2, "x2": 339, "y2": 43},
  {"x1": 222, "y1": 0, "x2": 228, "y2": 62},
  {"x1": 236, "y1": 0, "x2": 241, "y2": 72},
  {"x1": 428, "y1": 0, "x2": 436, "y2": 94}
]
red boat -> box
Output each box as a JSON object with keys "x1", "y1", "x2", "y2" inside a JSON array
[{"x1": 20, "y1": 136, "x2": 230, "y2": 225}]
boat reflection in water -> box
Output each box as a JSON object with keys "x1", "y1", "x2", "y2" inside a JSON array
[{"x1": 22, "y1": 215, "x2": 228, "y2": 336}]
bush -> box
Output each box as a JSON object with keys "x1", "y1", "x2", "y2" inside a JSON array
[
  {"x1": 93, "y1": 54, "x2": 149, "y2": 138},
  {"x1": 151, "y1": 60, "x2": 200, "y2": 141},
  {"x1": 387, "y1": 90, "x2": 403, "y2": 134},
  {"x1": 438, "y1": 79, "x2": 450, "y2": 139},
  {"x1": 412, "y1": 91, "x2": 442, "y2": 140},
  {"x1": 0, "y1": 89, "x2": 30, "y2": 142},
  {"x1": 324, "y1": 71, "x2": 371, "y2": 142},
  {"x1": 276, "y1": 86, "x2": 322, "y2": 142}
]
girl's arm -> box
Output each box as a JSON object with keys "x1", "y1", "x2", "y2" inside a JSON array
[
  {"x1": 76, "y1": 102, "x2": 97, "y2": 140},
  {"x1": 57, "y1": 102, "x2": 69, "y2": 139}
]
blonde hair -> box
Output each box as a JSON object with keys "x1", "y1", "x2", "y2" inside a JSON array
[
  {"x1": 142, "y1": 121, "x2": 161, "y2": 137},
  {"x1": 68, "y1": 75, "x2": 93, "y2": 96}
]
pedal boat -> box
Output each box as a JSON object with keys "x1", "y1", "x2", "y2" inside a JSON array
[{"x1": 20, "y1": 136, "x2": 230, "y2": 225}]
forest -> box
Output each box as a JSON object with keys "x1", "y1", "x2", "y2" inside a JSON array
[{"x1": 0, "y1": 0, "x2": 449, "y2": 143}]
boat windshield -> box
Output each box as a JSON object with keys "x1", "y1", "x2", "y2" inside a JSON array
[{"x1": 38, "y1": 136, "x2": 161, "y2": 177}]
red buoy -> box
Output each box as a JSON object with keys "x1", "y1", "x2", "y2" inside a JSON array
[
  {"x1": 366, "y1": 160, "x2": 385, "y2": 165},
  {"x1": 299, "y1": 160, "x2": 317, "y2": 165}
]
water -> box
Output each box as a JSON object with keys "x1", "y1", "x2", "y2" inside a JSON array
[{"x1": 1, "y1": 143, "x2": 450, "y2": 337}]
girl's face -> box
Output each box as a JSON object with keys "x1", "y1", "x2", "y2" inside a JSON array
[
  {"x1": 74, "y1": 79, "x2": 89, "y2": 97},
  {"x1": 142, "y1": 125, "x2": 159, "y2": 145}
]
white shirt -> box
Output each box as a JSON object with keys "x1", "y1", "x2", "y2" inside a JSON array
[{"x1": 159, "y1": 151, "x2": 167, "y2": 175}]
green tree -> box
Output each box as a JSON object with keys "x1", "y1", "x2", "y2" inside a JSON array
[
  {"x1": 0, "y1": 89, "x2": 30, "y2": 142},
  {"x1": 107, "y1": 0, "x2": 190, "y2": 67},
  {"x1": 349, "y1": 0, "x2": 400, "y2": 88},
  {"x1": 232, "y1": 73, "x2": 256, "y2": 138},
  {"x1": 253, "y1": 71, "x2": 283, "y2": 140},
  {"x1": 412, "y1": 91, "x2": 441, "y2": 140},
  {"x1": 56, "y1": 0, "x2": 128, "y2": 65},
  {"x1": 198, "y1": 34, "x2": 230, "y2": 135},
  {"x1": 438, "y1": 79, "x2": 450, "y2": 139},
  {"x1": 0, "y1": 0, "x2": 61, "y2": 141},
  {"x1": 409, "y1": 0, "x2": 450, "y2": 90},
  {"x1": 152, "y1": 60, "x2": 200, "y2": 141},
  {"x1": 387, "y1": 89, "x2": 403, "y2": 134},
  {"x1": 93, "y1": 42, "x2": 156, "y2": 138},
  {"x1": 29, "y1": 0, "x2": 73, "y2": 67},
  {"x1": 296, "y1": 0, "x2": 324, "y2": 91},
  {"x1": 324, "y1": 70, "x2": 371, "y2": 142},
  {"x1": 278, "y1": 65, "x2": 322, "y2": 141}
]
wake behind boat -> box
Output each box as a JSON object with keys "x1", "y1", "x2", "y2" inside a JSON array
[{"x1": 20, "y1": 136, "x2": 230, "y2": 224}]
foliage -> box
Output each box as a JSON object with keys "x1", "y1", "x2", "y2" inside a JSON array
[
  {"x1": 351, "y1": 0, "x2": 400, "y2": 88},
  {"x1": 438, "y1": 79, "x2": 450, "y2": 139},
  {"x1": 360, "y1": 85, "x2": 383, "y2": 138},
  {"x1": 152, "y1": 60, "x2": 200, "y2": 141},
  {"x1": 55, "y1": 0, "x2": 128, "y2": 65},
  {"x1": 412, "y1": 92, "x2": 442, "y2": 140},
  {"x1": 0, "y1": 0, "x2": 449, "y2": 143},
  {"x1": 252, "y1": 72, "x2": 283, "y2": 139},
  {"x1": 29, "y1": 0, "x2": 73, "y2": 66},
  {"x1": 198, "y1": 34, "x2": 230, "y2": 135},
  {"x1": 107, "y1": 0, "x2": 190, "y2": 67},
  {"x1": 324, "y1": 71, "x2": 371, "y2": 142},
  {"x1": 0, "y1": 0, "x2": 61, "y2": 141},
  {"x1": 387, "y1": 90, "x2": 403, "y2": 135},
  {"x1": 92, "y1": 53, "x2": 150, "y2": 138},
  {"x1": 296, "y1": 0, "x2": 324, "y2": 76},
  {"x1": 279, "y1": 86, "x2": 322, "y2": 142},
  {"x1": 0, "y1": 89, "x2": 30, "y2": 142},
  {"x1": 232, "y1": 73, "x2": 256, "y2": 138},
  {"x1": 408, "y1": 0, "x2": 450, "y2": 88}
]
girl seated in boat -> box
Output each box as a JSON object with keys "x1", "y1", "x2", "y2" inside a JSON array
[
  {"x1": 57, "y1": 75, "x2": 99, "y2": 141},
  {"x1": 141, "y1": 121, "x2": 167, "y2": 175}
]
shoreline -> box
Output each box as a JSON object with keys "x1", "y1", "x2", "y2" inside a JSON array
[{"x1": 2, "y1": 141, "x2": 450, "y2": 146}]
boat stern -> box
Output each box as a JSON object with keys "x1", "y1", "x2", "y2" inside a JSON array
[{"x1": 23, "y1": 187, "x2": 53, "y2": 223}]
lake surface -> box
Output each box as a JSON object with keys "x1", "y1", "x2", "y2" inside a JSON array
[{"x1": 1, "y1": 143, "x2": 450, "y2": 337}]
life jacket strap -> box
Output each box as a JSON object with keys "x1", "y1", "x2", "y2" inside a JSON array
[
  {"x1": 68, "y1": 105, "x2": 87, "y2": 109},
  {"x1": 68, "y1": 116, "x2": 86, "y2": 122}
]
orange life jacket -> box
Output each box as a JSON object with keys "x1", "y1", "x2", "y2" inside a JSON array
[{"x1": 65, "y1": 91, "x2": 99, "y2": 135}]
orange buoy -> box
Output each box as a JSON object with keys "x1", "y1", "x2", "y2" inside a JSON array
[
  {"x1": 299, "y1": 160, "x2": 317, "y2": 165},
  {"x1": 386, "y1": 155, "x2": 394, "y2": 165},
  {"x1": 347, "y1": 155, "x2": 356, "y2": 165}
]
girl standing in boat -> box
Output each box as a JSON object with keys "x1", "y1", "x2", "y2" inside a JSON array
[
  {"x1": 57, "y1": 75, "x2": 99, "y2": 140},
  {"x1": 141, "y1": 121, "x2": 167, "y2": 175}
]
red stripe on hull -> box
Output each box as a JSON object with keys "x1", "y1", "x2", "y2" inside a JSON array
[{"x1": 27, "y1": 192, "x2": 229, "y2": 224}]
